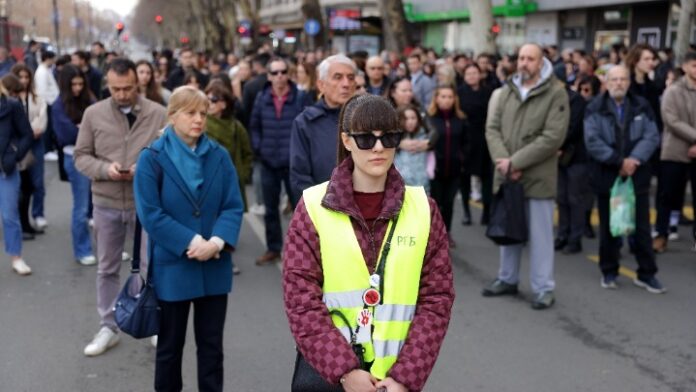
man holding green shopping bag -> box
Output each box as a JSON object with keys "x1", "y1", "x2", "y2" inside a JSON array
[{"x1": 584, "y1": 65, "x2": 666, "y2": 294}]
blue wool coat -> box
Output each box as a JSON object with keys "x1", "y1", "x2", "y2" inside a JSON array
[{"x1": 134, "y1": 135, "x2": 244, "y2": 301}]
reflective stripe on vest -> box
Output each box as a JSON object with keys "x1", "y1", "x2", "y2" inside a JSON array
[{"x1": 303, "y1": 181, "x2": 430, "y2": 380}]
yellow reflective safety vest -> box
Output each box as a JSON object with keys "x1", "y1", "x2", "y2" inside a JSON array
[{"x1": 302, "y1": 181, "x2": 431, "y2": 379}]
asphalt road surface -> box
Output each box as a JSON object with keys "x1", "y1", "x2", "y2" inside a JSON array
[{"x1": 1, "y1": 162, "x2": 694, "y2": 391}]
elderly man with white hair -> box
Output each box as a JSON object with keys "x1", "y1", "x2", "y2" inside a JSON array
[
  {"x1": 584, "y1": 64, "x2": 665, "y2": 294},
  {"x1": 289, "y1": 54, "x2": 357, "y2": 201}
]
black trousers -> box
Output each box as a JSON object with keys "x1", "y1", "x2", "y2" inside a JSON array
[
  {"x1": 596, "y1": 192, "x2": 657, "y2": 280},
  {"x1": 459, "y1": 169, "x2": 472, "y2": 220},
  {"x1": 18, "y1": 169, "x2": 34, "y2": 232},
  {"x1": 655, "y1": 160, "x2": 696, "y2": 239},
  {"x1": 431, "y1": 176, "x2": 460, "y2": 233},
  {"x1": 261, "y1": 163, "x2": 296, "y2": 253},
  {"x1": 556, "y1": 163, "x2": 591, "y2": 244},
  {"x1": 155, "y1": 294, "x2": 228, "y2": 392}
]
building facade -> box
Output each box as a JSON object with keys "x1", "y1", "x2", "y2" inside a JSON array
[
  {"x1": 406, "y1": 0, "x2": 695, "y2": 54},
  {"x1": 256, "y1": 0, "x2": 695, "y2": 55},
  {"x1": 258, "y1": 0, "x2": 384, "y2": 55}
]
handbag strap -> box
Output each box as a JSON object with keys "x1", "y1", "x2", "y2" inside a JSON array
[{"x1": 130, "y1": 217, "x2": 143, "y2": 273}]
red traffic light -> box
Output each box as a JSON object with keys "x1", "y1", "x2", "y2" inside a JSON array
[
  {"x1": 115, "y1": 22, "x2": 125, "y2": 31},
  {"x1": 491, "y1": 24, "x2": 501, "y2": 34},
  {"x1": 180, "y1": 36, "x2": 190, "y2": 44},
  {"x1": 155, "y1": 15, "x2": 163, "y2": 24},
  {"x1": 237, "y1": 26, "x2": 247, "y2": 34}
]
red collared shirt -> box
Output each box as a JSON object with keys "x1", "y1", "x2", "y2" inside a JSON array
[{"x1": 272, "y1": 89, "x2": 289, "y2": 119}]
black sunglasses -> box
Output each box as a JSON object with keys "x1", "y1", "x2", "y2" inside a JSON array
[
  {"x1": 208, "y1": 96, "x2": 220, "y2": 103},
  {"x1": 347, "y1": 131, "x2": 403, "y2": 150},
  {"x1": 270, "y1": 69, "x2": 288, "y2": 76}
]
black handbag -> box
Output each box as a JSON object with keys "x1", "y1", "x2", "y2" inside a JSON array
[
  {"x1": 291, "y1": 310, "x2": 364, "y2": 392},
  {"x1": 486, "y1": 179, "x2": 528, "y2": 245},
  {"x1": 113, "y1": 218, "x2": 160, "y2": 339},
  {"x1": 291, "y1": 351, "x2": 345, "y2": 392}
]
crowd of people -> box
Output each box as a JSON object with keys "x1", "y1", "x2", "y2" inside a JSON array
[{"x1": 1, "y1": 37, "x2": 695, "y2": 391}]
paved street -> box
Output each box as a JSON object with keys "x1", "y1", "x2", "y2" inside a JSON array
[{"x1": 1, "y1": 162, "x2": 695, "y2": 392}]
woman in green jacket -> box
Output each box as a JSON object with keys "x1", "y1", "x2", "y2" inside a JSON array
[{"x1": 204, "y1": 81, "x2": 253, "y2": 211}]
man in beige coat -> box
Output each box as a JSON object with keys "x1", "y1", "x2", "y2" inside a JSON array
[
  {"x1": 653, "y1": 51, "x2": 696, "y2": 252},
  {"x1": 74, "y1": 58, "x2": 167, "y2": 356},
  {"x1": 482, "y1": 43, "x2": 569, "y2": 310}
]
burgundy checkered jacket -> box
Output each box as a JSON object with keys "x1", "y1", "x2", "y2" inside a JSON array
[{"x1": 282, "y1": 157, "x2": 455, "y2": 392}]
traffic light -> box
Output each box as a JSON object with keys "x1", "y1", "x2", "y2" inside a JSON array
[
  {"x1": 237, "y1": 25, "x2": 253, "y2": 38},
  {"x1": 180, "y1": 36, "x2": 190, "y2": 44},
  {"x1": 155, "y1": 15, "x2": 163, "y2": 24},
  {"x1": 491, "y1": 24, "x2": 501, "y2": 36},
  {"x1": 116, "y1": 22, "x2": 125, "y2": 36}
]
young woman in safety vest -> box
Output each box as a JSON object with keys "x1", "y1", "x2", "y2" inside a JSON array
[{"x1": 283, "y1": 94, "x2": 455, "y2": 392}]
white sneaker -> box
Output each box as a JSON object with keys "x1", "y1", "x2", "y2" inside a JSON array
[
  {"x1": 88, "y1": 219, "x2": 94, "y2": 228},
  {"x1": 151, "y1": 335, "x2": 158, "y2": 347},
  {"x1": 44, "y1": 151, "x2": 58, "y2": 161},
  {"x1": 249, "y1": 204, "x2": 265, "y2": 215},
  {"x1": 84, "y1": 327, "x2": 120, "y2": 357},
  {"x1": 668, "y1": 232, "x2": 679, "y2": 241},
  {"x1": 34, "y1": 216, "x2": 48, "y2": 230},
  {"x1": 122, "y1": 251, "x2": 131, "y2": 262},
  {"x1": 11, "y1": 259, "x2": 32, "y2": 275},
  {"x1": 77, "y1": 255, "x2": 97, "y2": 266}
]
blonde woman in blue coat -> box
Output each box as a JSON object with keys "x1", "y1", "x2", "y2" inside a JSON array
[{"x1": 134, "y1": 86, "x2": 244, "y2": 392}]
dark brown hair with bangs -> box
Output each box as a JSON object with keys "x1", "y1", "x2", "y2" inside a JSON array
[{"x1": 336, "y1": 94, "x2": 399, "y2": 164}]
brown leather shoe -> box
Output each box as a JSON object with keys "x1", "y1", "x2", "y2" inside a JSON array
[
  {"x1": 255, "y1": 251, "x2": 280, "y2": 265},
  {"x1": 653, "y1": 236, "x2": 667, "y2": 253}
]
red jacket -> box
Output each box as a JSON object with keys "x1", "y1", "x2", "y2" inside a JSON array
[{"x1": 283, "y1": 157, "x2": 455, "y2": 392}]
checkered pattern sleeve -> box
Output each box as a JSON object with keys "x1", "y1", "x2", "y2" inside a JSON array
[
  {"x1": 282, "y1": 198, "x2": 361, "y2": 385},
  {"x1": 387, "y1": 197, "x2": 455, "y2": 391}
]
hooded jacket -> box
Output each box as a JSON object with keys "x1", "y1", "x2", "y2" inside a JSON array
[
  {"x1": 584, "y1": 91, "x2": 659, "y2": 194},
  {"x1": 660, "y1": 77, "x2": 696, "y2": 163},
  {"x1": 486, "y1": 57, "x2": 569, "y2": 198},
  {"x1": 0, "y1": 96, "x2": 33, "y2": 175}
]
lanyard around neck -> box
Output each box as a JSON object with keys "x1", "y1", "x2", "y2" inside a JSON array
[{"x1": 374, "y1": 216, "x2": 399, "y2": 304}]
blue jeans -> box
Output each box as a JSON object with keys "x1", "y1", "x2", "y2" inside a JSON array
[
  {"x1": 0, "y1": 171, "x2": 22, "y2": 256},
  {"x1": 261, "y1": 164, "x2": 296, "y2": 253},
  {"x1": 28, "y1": 140, "x2": 46, "y2": 218},
  {"x1": 63, "y1": 154, "x2": 93, "y2": 259}
]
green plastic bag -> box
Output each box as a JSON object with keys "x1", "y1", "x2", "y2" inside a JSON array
[{"x1": 610, "y1": 177, "x2": 636, "y2": 237}]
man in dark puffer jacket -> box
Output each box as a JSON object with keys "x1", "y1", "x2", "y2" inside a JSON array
[{"x1": 249, "y1": 57, "x2": 307, "y2": 265}]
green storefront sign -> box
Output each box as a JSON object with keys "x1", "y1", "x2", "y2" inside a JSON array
[{"x1": 404, "y1": 0, "x2": 538, "y2": 22}]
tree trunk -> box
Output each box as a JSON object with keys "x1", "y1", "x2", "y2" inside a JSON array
[
  {"x1": 220, "y1": 0, "x2": 240, "y2": 53},
  {"x1": 468, "y1": 0, "x2": 497, "y2": 55},
  {"x1": 380, "y1": 0, "x2": 410, "y2": 55},
  {"x1": 675, "y1": 0, "x2": 695, "y2": 66},
  {"x1": 301, "y1": 0, "x2": 325, "y2": 50}
]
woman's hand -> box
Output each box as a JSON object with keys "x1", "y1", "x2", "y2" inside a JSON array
[
  {"x1": 187, "y1": 240, "x2": 220, "y2": 262},
  {"x1": 375, "y1": 377, "x2": 408, "y2": 392},
  {"x1": 341, "y1": 369, "x2": 378, "y2": 392}
]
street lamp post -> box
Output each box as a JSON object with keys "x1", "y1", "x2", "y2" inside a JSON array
[
  {"x1": 73, "y1": 0, "x2": 81, "y2": 49},
  {"x1": 52, "y1": 0, "x2": 61, "y2": 54},
  {"x1": 155, "y1": 15, "x2": 164, "y2": 51}
]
